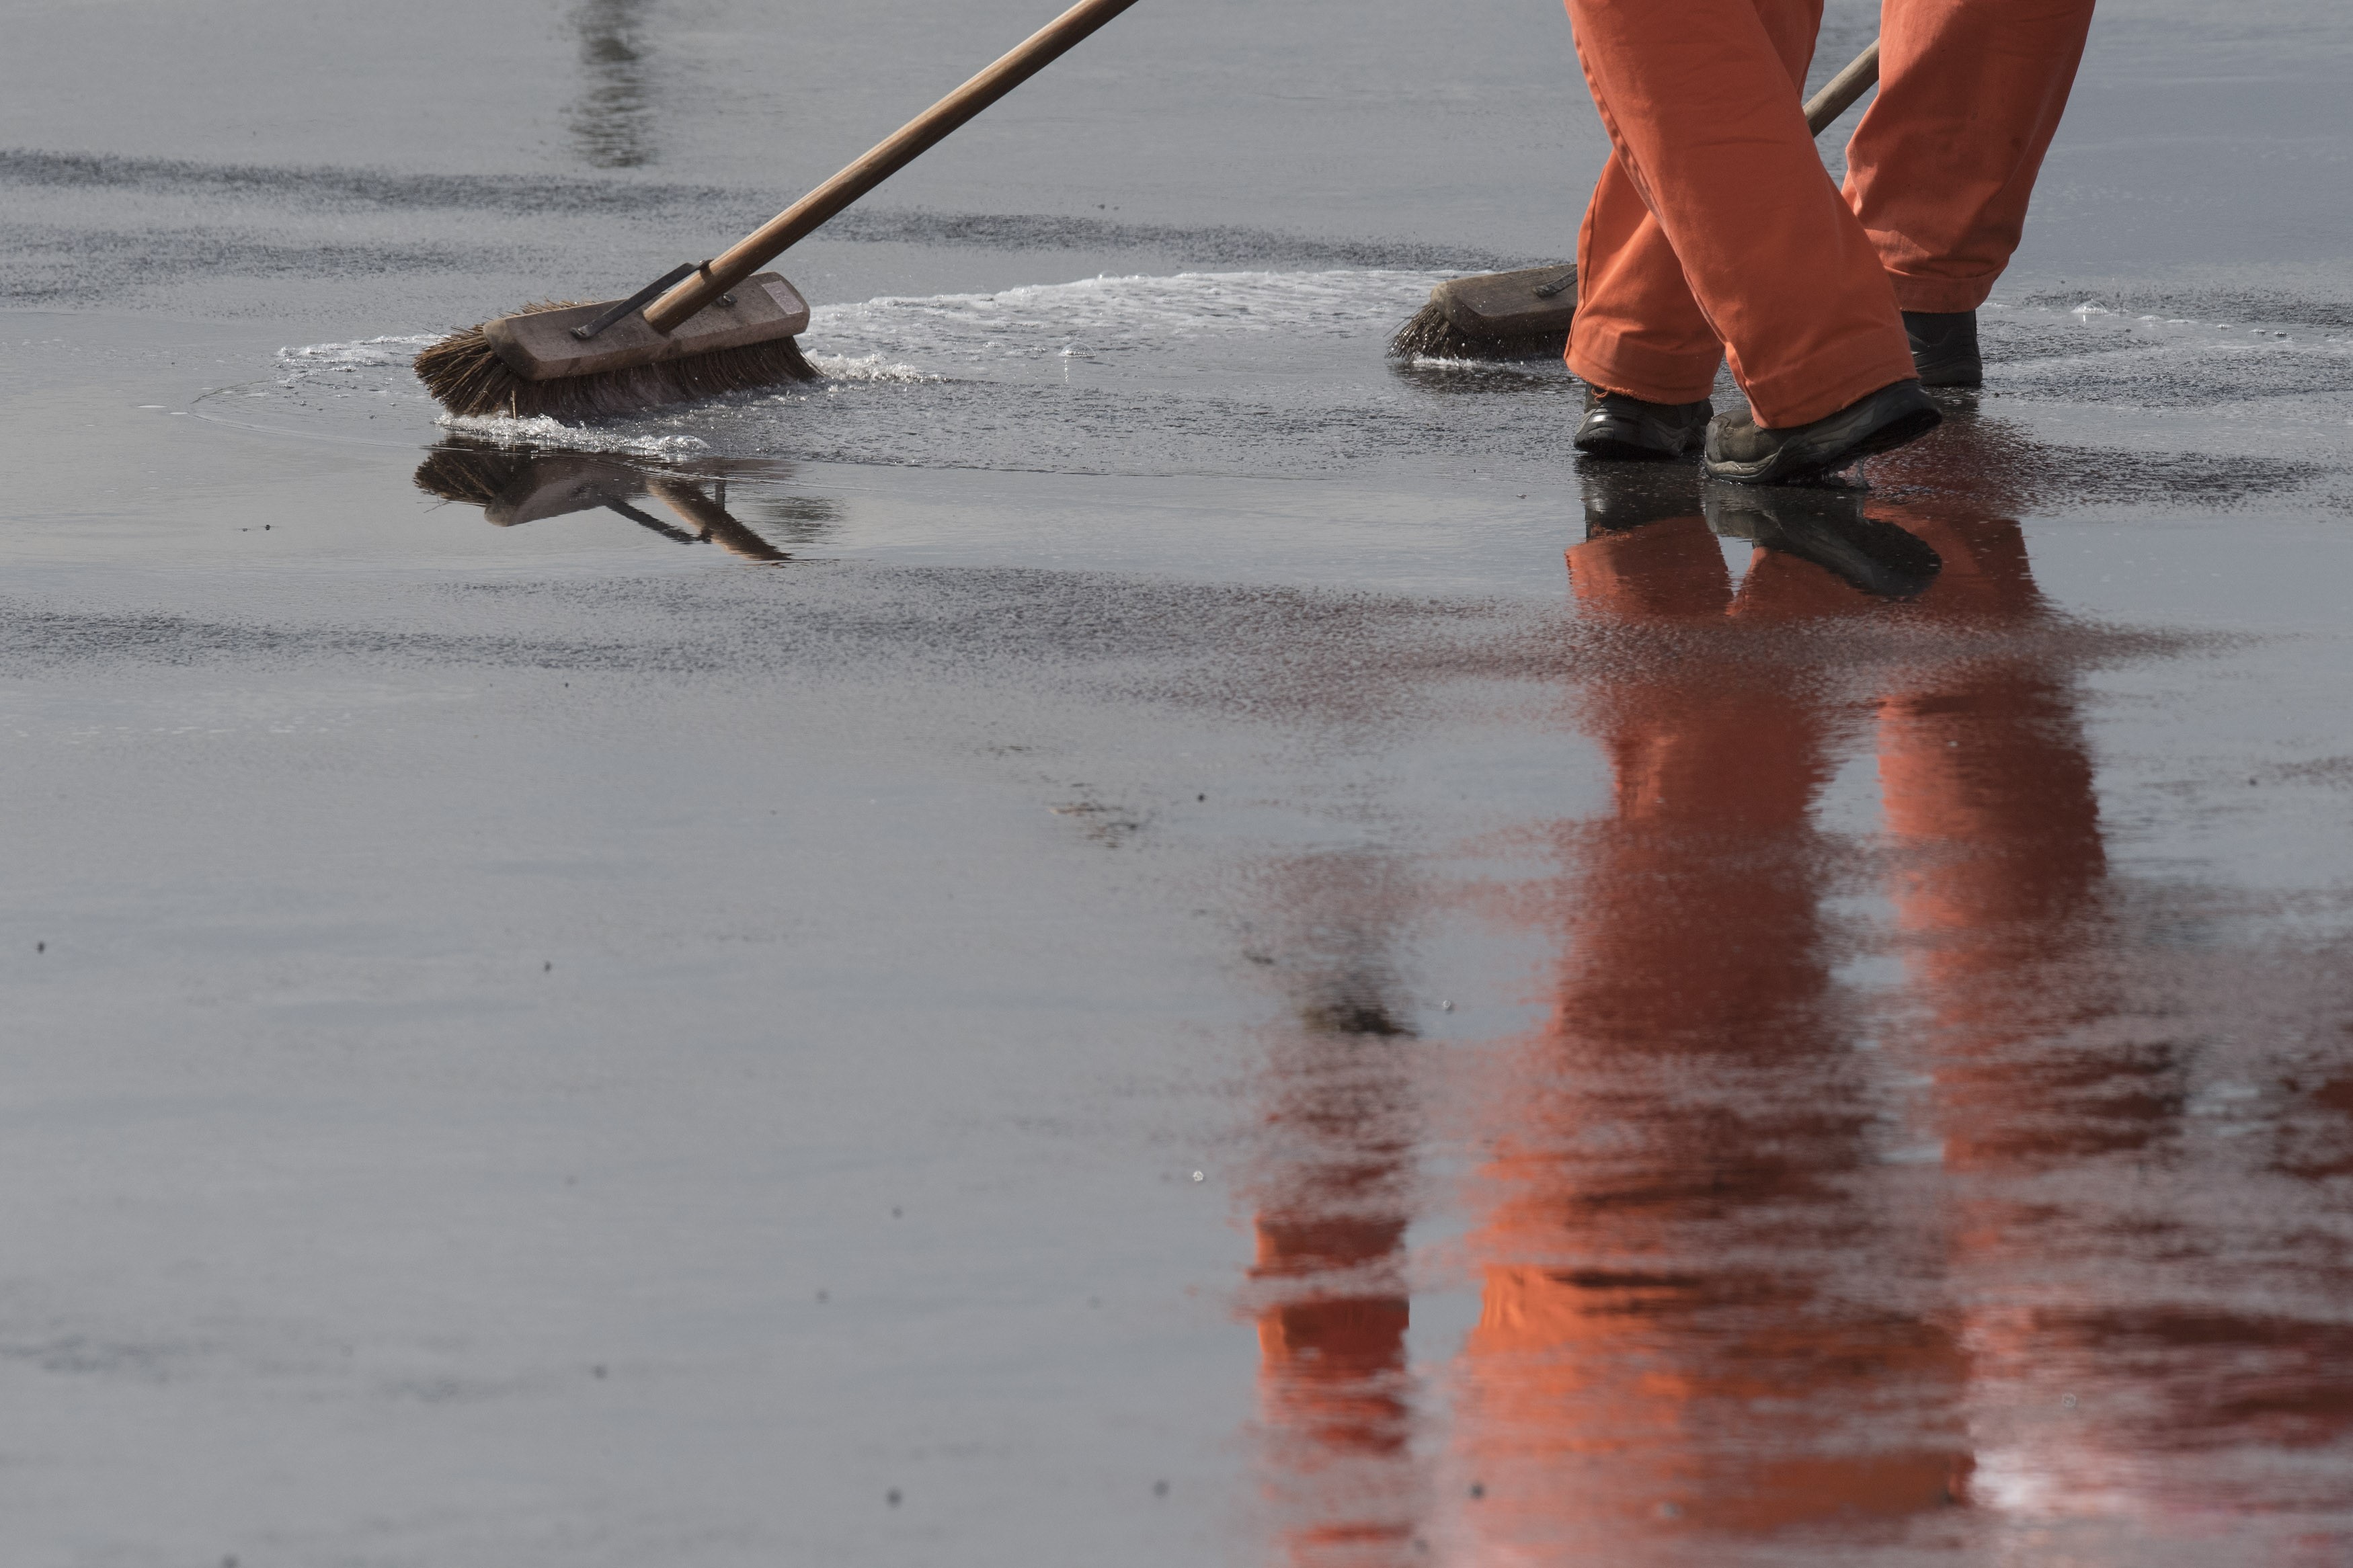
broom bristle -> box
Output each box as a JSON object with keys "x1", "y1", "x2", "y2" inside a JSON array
[
  {"x1": 414, "y1": 300, "x2": 822, "y2": 420},
  {"x1": 411, "y1": 443, "x2": 531, "y2": 503},
  {"x1": 1386, "y1": 298, "x2": 1569, "y2": 364}
]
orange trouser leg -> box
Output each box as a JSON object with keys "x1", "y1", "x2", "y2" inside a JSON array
[
  {"x1": 1569, "y1": 155, "x2": 1723, "y2": 407},
  {"x1": 1845, "y1": 0, "x2": 2098, "y2": 313},
  {"x1": 1564, "y1": 0, "x2": 1917, "y2": 427}
]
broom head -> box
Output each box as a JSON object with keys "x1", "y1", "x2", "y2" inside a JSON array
[
  {"x1": 1388, "y1": 263, "x2": 1579, "y2": 362},
  {"x1": 415, "y1": 272, "x2": 822, "y2": 419}
]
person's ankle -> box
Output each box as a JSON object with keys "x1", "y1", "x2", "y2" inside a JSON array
[{"x1": 1901, "y1": 310, "x2": 1983, "y2": 388}]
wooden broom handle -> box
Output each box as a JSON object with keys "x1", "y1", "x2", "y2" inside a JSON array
[
  {"x1": 1802, "y1": 40, "x2": 1880, "y2": 137},
  {"x1": 645, "y1": 0, "x2": 1144, "y2": 333}
]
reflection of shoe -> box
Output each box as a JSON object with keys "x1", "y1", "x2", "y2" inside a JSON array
[
  {"x1": 1702, "y1": 381, "x2": 1942, "y2": 485},
  {"x1": 1702, "y1": 481, "x2": 1942, "y2": 599},
  {"x1": 1580, "y1": 462, "x2": 1704, "y2": 538},
  {"x1": 1904, "y1": 310, "x2": 1983, "y2": 387},
  {"x1": 1572, "y1": 386, "x2": 1712, "y2": 460}
]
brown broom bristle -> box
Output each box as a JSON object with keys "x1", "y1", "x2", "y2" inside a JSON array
[
  {"x1": 413, "y1": 300, "x2": 822, "y2": 421},
  {"x1": 1386, "y1": 298, "x2": 1569, "y2": 364},
  {"x1": 411, "y1": 443, "x2": 530, "y2": 503}
]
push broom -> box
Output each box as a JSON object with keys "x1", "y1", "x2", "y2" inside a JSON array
[
  {"x1": 1388, "y1": 38, "x2": 1883, "y2": 362},
  {"x1": 417, "y1": 0, "x2": 1143, "y2": 420}
]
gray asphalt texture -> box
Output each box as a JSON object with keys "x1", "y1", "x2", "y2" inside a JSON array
[{"x1": 4, "y1": 1, "x2": 2353, "y2": 1564}]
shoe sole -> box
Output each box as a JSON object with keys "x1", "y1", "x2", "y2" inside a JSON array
[
  {"x1": 1704, "y1": 399, "x2": 1941, "y2": 485},
  {"x1": 1572, "y1": 434, "x2": 1700, "y2": 461}
]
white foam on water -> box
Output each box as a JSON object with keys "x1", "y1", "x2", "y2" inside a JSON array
[
  {"x1": 433, "y1": 413, "x2": 709, "y2": 458},
  {"x1": 802, "y1": 353, "x2": 939, "y2": 384},
  {"x1": 808, "y1": 269, "x2": 1445, "y2": 372},
  {"x1": 1403, "y1": 355, "x2": 1558, "y2": 375},
  {"x1": 265, "y1": 275, "x2": 1443, "y2": 411},
  {"x1": 254, "y1": 273, "x2": 1470, "y2": 460},
  {"x1": 277, "y1": 335, "x2": 440, "y2": 385}
]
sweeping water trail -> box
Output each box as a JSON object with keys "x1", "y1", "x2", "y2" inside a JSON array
[
  {"x1": 235, "y1": 274, "x2": 2353, "y2": 499},
  {"x1": 813, "y1": 269, "x2": 1445, "y2": 374}
]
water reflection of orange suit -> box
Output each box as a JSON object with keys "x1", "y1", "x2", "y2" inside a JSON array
[
  {"x1": 1448, "y1": 505, "x2": 2073, "y2": 1559},
  {"x1": 1248, "y1": 854, "x2": 1425, "y2": 1567},
  {"x1": 1251, "y1": 483, "x2": 2353, "y2": 1555},
  {"x1": 1880, "y1": 507, "x2": 2105, "y2": 1177},
  {"x1": 1877, "y1": 518, "x2": 2353, "y2": 1527},
  {"x1": 1251, "y1": 1114, "x2": 1419, "y2": 1566}
]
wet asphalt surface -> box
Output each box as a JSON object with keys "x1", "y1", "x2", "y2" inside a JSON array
[{"x1": 5, "y1": 1, "x2": 2353, "y2": 1564}]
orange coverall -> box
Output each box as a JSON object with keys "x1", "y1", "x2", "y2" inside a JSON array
[{"x1": 1564, "y1": 0, "x2": 2096, "y2": 426}]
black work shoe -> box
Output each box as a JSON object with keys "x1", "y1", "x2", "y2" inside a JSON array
[
  {"x1": 1702, "y1": 380, "x2": 1942, "y2": 486},
  {"x1": 1572, "y1": 386, "x2": 1713, "y2": 460},
  {"x1": 1903, "y1": 310, "x2": 1983, "y2": 387},
  {"x1": 1702, "y1": 482, "x2": 1942, "y2": 599}
]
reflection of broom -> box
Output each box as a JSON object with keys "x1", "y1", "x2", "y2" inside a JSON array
[
  {"x1": 413, "y1": 447, "x2": 790, "y2": 562},
  {"x1": 417, "y1": 0, "x2": 1141, "y2": 421},
  {"x1": 1388, "y1": 40, "x2": 1882, "y2": 363},
  {"x1": 411, "y1": 443, "x2": 530, "y2": 503}
]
